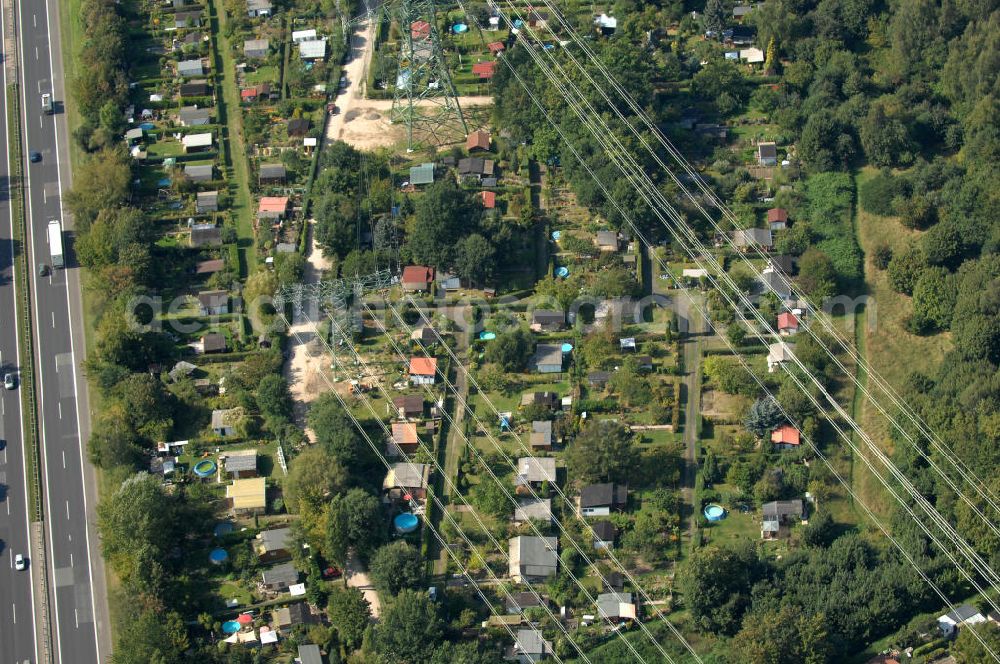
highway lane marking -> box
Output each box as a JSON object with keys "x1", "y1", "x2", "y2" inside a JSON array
[
  {"x1": 57, "y1": 402, "x2": 61, "y2": 419},
  {"x1": 69, "y1": 553, "x2": 73, "y2": 567},
  {"x1": 75, "y1": 608, "x2": 79, "y2": 628},
  {"x1": 51, "y1": 311, "x2": 55, "y2": 327},
  {"x1": 62, "y1": 450, "x2": 65, "y2": 469},
  {"x1": 65, "y1": 500, "x2": 69, "y2": 520},
  {"x1": 4, "y1": 2, "x2": 41, "y2": 658},
  {"x1": 12, "y1": 602, "x2": 15, "y2": 624},
  {"x1": 34, "y1": 46, "x2": 37, "y2": 59}
]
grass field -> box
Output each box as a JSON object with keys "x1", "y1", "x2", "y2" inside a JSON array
[{"x1": 852, "y1": 168, "x2": 951, "y2": 512}]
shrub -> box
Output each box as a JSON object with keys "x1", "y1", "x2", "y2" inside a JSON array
[{"x1": 859, "y1": 170, "x2": 904, "y2": 216}]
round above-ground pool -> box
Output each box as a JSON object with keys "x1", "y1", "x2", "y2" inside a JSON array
[
  {"x1": 209, "y1": 548, "x2": 229, "y2": 565},
  {"x1": 193, "y1": 459, "x2": 216, "y2": 478},
  {"x1": 556, "y1": 266, "x2": 570, "y2": 278},
  {"x1": 394, "y1": 513, "x2": 419, "y2": 534},
  {"x1": 213, "y1": 521, "x2": 234, "y2": 538},
  {"x1": 452, "y1": 23, "x2": 468, "y2": 33},
  {"x1": 479, "y1": 331, "x2": 496, "y2": 340},
  {"x1": 221, "y1": 621, "x2": 240, "y2": 634},
  {"x1": 703, "y1": 504, "x2": 726, "y2": 521},
  {"x1": 551, "y1": 230, "x2": 561, "y2": 240},
  {"x1": 561, "y1": 342, "x2": 574, "y2": 353}
]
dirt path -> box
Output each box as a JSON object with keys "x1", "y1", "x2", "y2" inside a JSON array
[
  {"x1": 283, "y1": 221, "x2": 334, "y2": 439},
  {"x1": 345, "y1": 551, "x2": 381, "y2": 618}
]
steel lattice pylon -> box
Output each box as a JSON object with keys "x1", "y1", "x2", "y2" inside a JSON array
[
  {"x1": 273, "y1": 270, "x2": 395, "y2": 343},
  {"x1": 389, "y1": 0, "x2": 468, "y2": 151}
]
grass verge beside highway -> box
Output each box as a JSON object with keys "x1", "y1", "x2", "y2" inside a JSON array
[{"x1": 5, "y1": 83, "x2": 42, "y2": 521}]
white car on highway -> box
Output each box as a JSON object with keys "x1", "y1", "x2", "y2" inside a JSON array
[{"x1": 14, "y1": 553, "x2": 26, "y2": 570}]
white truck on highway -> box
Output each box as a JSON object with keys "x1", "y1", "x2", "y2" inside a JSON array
[{"x1": 48, "y1": 219, "x2": 64, "y2": 268}]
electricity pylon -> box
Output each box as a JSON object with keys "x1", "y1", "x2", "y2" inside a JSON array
[{"x1": 389, "y1": 0, "x2": 468, "y2": 151}]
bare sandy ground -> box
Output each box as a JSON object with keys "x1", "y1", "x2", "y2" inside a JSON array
[{"x1": 324, "y1": 19, "x2": 491, "y2": 150}]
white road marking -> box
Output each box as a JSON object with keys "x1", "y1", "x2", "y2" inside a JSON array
[
  {"x1": 61, "y1": 450, "x2": 65, "y2": 469},
  {"x1": 1, "y1": 399, "x2": 4, "y2": 416},
  {"x1": 38, "y1": 115, "x2": 42, "y2": 129},
  {"x1": 69, "y1": 553, "x2": 73, "y2": 567},
  {"x1": 57, "y1": 402, "x2": 61, "y2": 419},
  {"x1": 65, "y1": 500, "x2": 69, "y2": 520},
  {"x1": 6, "y1": 500, "x2": 9, "y2": 515},
  {"x1": 51, "y1": 311, "x2": 55, "y2": 327},
  {"x1": 8, "y1": 550, "x2": 11, "y2": 567},
  {"x1": 34, "y1": 46, "x2": 37, "y2": 59},
  {"x1": 74, "y1": 609, "x2": 78, "y2": 628},
  {"x1": 12, "y1": 603, "x2": 15, "y2": 624}
]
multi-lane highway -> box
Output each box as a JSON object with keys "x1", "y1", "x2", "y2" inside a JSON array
[
  {"x1": 0, "y1": 0, "x2": 40, "y2": 660},
  {"x1": 10, "y1": 0, "x2": 109, "y2": 660}
]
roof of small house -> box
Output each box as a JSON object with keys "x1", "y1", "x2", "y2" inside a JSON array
[
  {"x1": 259, "y1": 196, "x2": 289, "y2": 213},
  {"x1": 402, "y1": 265, "x2": 434, "y2": 286},
  {"x1": 767, "y1": 208, "x2": 789, "y2": 223},
  {"x1": 588, "y1": 370, "x2": 611, "y2": 384},
  {"x1": 940, "y1": 604, "x2": 986, "y2": 625},
  {"x1": 224, "y1": 449, "x2": 257, "y2": 472},
  {"x1": 227, "y1": 477, "x2": 266, "y2": 510},
  {"x1": 466, "y1": 129, "x2": 491, "y2": 151},
  {"x1": 182, "y1": 132, "x2": 213, "y2": 148},
  {"x1": 762, "y1": 499, "x2": 804, "y2": 519},
  {"x1": 521, "y1": 391, "x2": 558, "y2": 407},
  {"x1": 770, "y1": 255, "x2": 795, "y2": 274},
  {"x1": 758, "y1": 142, "x2": 777, "y2": 159},
  {"x1": 197, "y1": 289, "x2": 228, "y2": 309},
  {"x1": 410, "y1": 326, "x2": 437, "y2": 343},
  {"x1": 185, "y1": 164, "x2": 213, "y2": 178},
  {"x1": 479, "y1": 190, "x2": 496, "y2": 208},
  {"x1": 259, "y1": 163, "x2": 286, "y2": 178},
  {"x1": 592, "y1": 520, "x2": 618, "y2": 541},
  {"x1": 597, "y1": 592, "x2": 636, "y2": 620},
  {"x1": 197, "y1": 190, "x2": 219, "y2": 204},
  {"x1": 292, "y1": 29, "x2": 317, "y2": 41},
  {"x1": 257, "y1": 527, "x2": 292, "y2": 553},
  {"x1": 733, "y1": 4, "x2": 753, "y2": 15},
  {"x1": 202, "y1": 332, "x2": 227, "y2": 352},
  {"x1": 514, "y1": 498, "x2": 552, "y2": 522},
  {"x1": 273, "y1": 602, "x2": 313, "y2": 628},
  {"x1": 393, "y1": 395, "x2": 424, "y2": 413},
  {"x1": 392, "y1": 421, "x2": 419, "y2": 446},
  {"x1": 532, "y1": 309, "x2": 565, "y2": 325},
  {"x1": 509, "y1": 537, "x2": 559, "y2": 578},
  {"x1": 770, "y1": 424, "x2": 801, "y2": 446},
  {"x1": 768, "y1": 342, "x2": 796, "y2": 363},
  {"x1": 211, "y1": 408, "x2": 240, "y2": 429},
  {"x1": 595, "y1": 230, "x2": 619, "y2": 249},
  {"x1": 299, "y1": 39, "x2": 327, "y2": 59},
  {"x1": 180, "y1": 80, "x2": 210, "y2": 95},
  {"x1": 532, "y1": 420, "x2": 552, "y2": 436},
  {"x1": 516, "y1": 456, "x2": 556, "y2": 483},
  {"x1": 777, "y1": 312, "x2": 798, "y2": 330},
  {"x1": 409, "y1": 162, "x2": 435, "y2": 185},
  {"x1": 740, "y1": 47, "x2": 765, "y2": 63},
  {"x1": 505, "y1": 592, "x2": 546, "y2": 613},
  {"x1": 261, "y1": 561, "x2": 298, "y2": 586},
  {"x1": 580, "y1": 483, "x2": 628, "y2": 509},
  {"x1": 248, "y1": 0, "x2": 272, "y2": 9},
  {"x1": 383, "y1": 462, "x2": 430, "y2": 490},
  {"x1": 409, "y1": 356, "x2": 437, "y2": 376},
  {"x1": 487, "y1": 41, "x2": 505, "y2": 53},
  {"x1": 533, "y1": 344, "x2": 563, "y2": 368},
  {"x1": 297, "y1": 645, "x2": 323, "y2": 664},
  {"x1": 732, "y1": 227, "x2": 772, "y2": 247},
  {"x1": 244, "y1": 38, "x2": 269, "y2": 53},
  {"x1": 177, "y1": 58, "x2": 204, "y2": 74},
  {"x1": 190, "y1": 225, "x2": 222, "y2": 246},
  {"x1": 515, "y1": 628, "x2": 553, "y2": 657},
  {"x1": 179, "y1": 106, "x2": 211, "y2": 123}
]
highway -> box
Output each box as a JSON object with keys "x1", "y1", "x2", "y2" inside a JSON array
[
  {"x1": 12, "y1": 0, "x2": 109, "y2": 660},
  {"x1": 0, "y1": 0, "x2": 40, "y2": 659}
]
